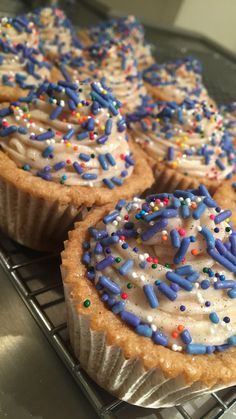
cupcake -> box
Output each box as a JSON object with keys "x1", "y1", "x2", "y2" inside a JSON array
[
  {"x1": 79, "y1": 15, "x2": 154, "y2": 71},
  {"x1": 143, "y1": 57, "x2": 214, "y2": 105},
  {"x1": 220, "y1": 102, "x2": 236, "y2": 141},
  {"x1": 0, "y1": 80, "x2": 153, "y2": 251},
  {"x1": 59, "y1": 40, "x2": 147, "y2": 113},
  {"x1": 0, "y1": 40, "x2": 52, "y2": 102},
  {"x1": 29, "y1": 7, "x2": 80, "y2": 61},
  {"x1": 0, "y1": 15, "x2": 39, "y2": 48},
  {"x1": 61, "y1": 185, "x2": 236, "y2": 408},
  {"x1": 127, "y1": 100, "x2": 236, "y2": 194}
]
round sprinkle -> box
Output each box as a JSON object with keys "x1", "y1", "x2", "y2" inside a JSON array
[{"x1": 83, "y1": 299, "x2": 91, "y2": 308}]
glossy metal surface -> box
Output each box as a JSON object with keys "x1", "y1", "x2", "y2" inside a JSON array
[{"x1": 0, "y1": 264, "x2": 98, "y2": 419}]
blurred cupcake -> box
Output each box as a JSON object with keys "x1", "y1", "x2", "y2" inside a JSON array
[
  {"x1": 127, "y1": 100, "x2": 236, "y2": 194},
  {"x1": 0, "y1": 15, "x2": 39, "y2": 48},
  {"x1": 79, "y1": 15, "x2": 154, "y2": 71},
  {"x1": 220, "y1": 102, "x2": 236, "y2": 141},
  {"x1": 59, "y1": 40, "x2": 147, "y2": 113},
  {"x1": 29, "y1": 7, "x2": 81, "y2": 61},
  {"x1": 61, "y1": 185, "x2": 236, "y2": 408},
  {"x1": 0, "y1": 80, "x2": 153, "y2": 251},
  {"x1": 0, "y1": 40, "x2": 52, "y2": 102},
  {"x1": 143, "y1": 57, "x2": 215, "y2": 106}
]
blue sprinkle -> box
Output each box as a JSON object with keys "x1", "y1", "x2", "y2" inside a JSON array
[
  {"x1": 166, "y1": 271, "x2": 193, "y2": 291},
  {"x1": 141, "y1": 219, "x2": 168, "y2": 241},
  {"x1": 203, "y1": 197, "x2": 217, "y2": 208},
  {"x1": 103, "y1": 211, "x2": 119, "y2": 224},
  {"x1": 101, "y1": 235, "x2": 119, "y2": 247},
  {"x1": 215, "y1": 159, "x2": 225, "y2": 171},
  {"x1": 180, "y1": 329, "x2": 192, "y2": 344},
  {"x1": 143, "y1": 284, "x2": 159, "y2": 308},
  {"x1": 186, "y1": 344, "x2": 207, "y2": 354},
  {"x1": 82, "y1": 252, "x2": 91, "y2": 265},
  {"x1": 96, "y1": 255, "x2": 115, "y2": 270},
  {"x1": 119, "y1": 259, "x2": 134, "y2": 276},
  {"x1": 73, "y1": 162, "x2": 84, "y2": 175},
  {"x1": 199, "y1": 226, "x2": 215, "y2": 249},
  {"x1": 230, "y1": 235, "x2": 236, "y2": 256},
  {"x1": 98, "y1": 154, "x2": 108, "y2": 170},
  {"x1": 42, "y1": 145, "x2": 54, "y2": 158},
  {"x1": 209, "y1": 312, "x2": 219, "y2": 324},
  {"x1": 112, "y1": 301, "x2": 125, "y2": 314},
  {"x1": 115, "y1": 199, "x2": 126, "y2": 210},
  {"x1": 215, "y1": 344, "x2": 230, "y2": 352},
  {"x1": 144, "y1": 209, "x2": 164, "y2": 222},
  {"x1": 94, "y1": 242, "x2": 103, "y2": 254},
  {"x1": 167, "y1": 146, "x2": 174, "y2": 161},
  {"x1": 135, "y1": 324, "x2": 152, "y2": 337},
  {"x1": 174, "y1": 190, "x2": 195, "y2": 200},
  {"x1": 99, "y1": 275, "x2": 121, "y2": 294},
  {"x1": 35, "y1": 130, "x2": 55, "y2": 141},
  {"x1": 192, "y1": 202, "x2": 207, "y2": 220},
  {"x1": 0, "y1": 125, "x2": 17, "y2": 136},
  {"x1": 82, "y1": 173, "x2": 97, "y2": 180},
  {"x1": 214, "y1": 280, "x2": 236, "y2": 289},
  {"x1": 53, "y1": 161, "x2": 66, "y2": 171},
  {"x1": 152, "y1": 331, "x2": 168, "y2": 346},
  {"x1": 187, "y1": 272, "x2": 199, "y2": 282},
  {"x1": 120, "y1": 310, "x2": 140, "y2": 327},
  {"x1": 63, "y1": 128, "x2": 75, "y2": 140},
  {"x1": 228, "y1": 336, "x2": 236, "y2": 345},
  {"x1": 50, "y1": 106, "x2": 62, "y2": 120},
  {"x1": 87, "y1": 118, "x2": 95, "y2": 131},
  {"x1": 228, "y1": 288, "x2": 236, "y2": 298},
  {"x1": 96, "y1": 135, "x2": 108, "y2": 144},
  {"x1": 174, "y1": 237, "x2": 191, "y2": 264},
  {"x1": 208, "y1": 248, "x2": 236, "y2": 272},
  {"x1": 105, "y1": 153, "x2": 116, "y2": 166},
  {"x1": 198, "y1": 184, "x2": 211, "y2": 197},
  {"x1": 105, "y1": 118, "x2": 112, "y2": 135},
  {"x1": 103, "y1": 178, "x2": 115, "y2": 189},
  {"x1": 77, "y1": 132, "x2": 88, "y2": 140},
  {"x1": 111, "y1": 177, "x2": 123, "y2": 186},
  {"x1": 18, "y1": 126, "x2": 28, "y2": 134},
  {"x1": 79, "y1": 153, "x2": 90, "y2": 162},
  {"x1": 170, "y1": 229, "x2": 180, "y2": 248},
  {"x1": 214, "y1": 210, "x2": 232, "y2": 224},
  {"x1": 181, "y1": 204, "x2": 190, "y2": 219},
  {"x1": 200, "y1": 279, "x2": 210, "y2": 289},
  {"x1": 175, "y1": 265, "x2": 194, "y2": 276},
  {"x1": 158, "y1": 282, "x2": 177, "y2": 301}
]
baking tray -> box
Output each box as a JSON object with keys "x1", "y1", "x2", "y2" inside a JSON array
[{"x1": 1, "y1": 1, "x2": 236, "y2": 417}]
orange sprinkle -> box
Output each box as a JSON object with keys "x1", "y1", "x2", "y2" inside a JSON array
[
  {"x1": 191, "y1": 249, "x2": 198, "y2": 256},
  {"x1": 191, "y1": 202, "x2": 197, "y2": 209},
  {"x1": 171, "y1": 331, "x2": 178, "y2": 339},
  {"x1": 177, "y1": 325, "x2": 185, "y2": 332},
  {"x1": 162, "y1": 236, "x2": 168, "y2": 241}
]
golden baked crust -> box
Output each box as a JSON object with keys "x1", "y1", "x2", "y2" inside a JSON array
[
  {"x1": 61, "y1": 206, "x2": 236, "y2": 388},
  {"x1": 0, "y1": 86, "x2": 27, "y2": 103},
  {"x1": 77, "y1": 29, "x2": 93, "y2": 47},
  {"x1": 214, "y1": 176, "x2": 236, "y2": 227},
  {"x1": 0, "y1": 139, "x2": 154, "y2": 209}
]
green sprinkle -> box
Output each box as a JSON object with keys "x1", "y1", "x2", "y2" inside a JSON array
[
  {"x1": 155, "y1": 280, "x2": 161, "y2": 286},
  {"x1": 127, "y1": 283, "x2": 133, "y2": 289},
  {"x1": 91, "y1": 154, "x2": 95, "y2": 158},
  {"x1": 83, "y1": 299, "x2": 91, "y2": 308},
  {"x1": 225, "y1": 227, "x2": 231, "y2": 232},
  {"x1": 203, "y1": 267, "x2": 208, "y2": 273},
  {"x1": 115, "y1": 257, "x2": 121, "y2": 263},
  {"x1": 152, "y1": 263, "x2": 157, "y2": 269},
  {"x1": 165, "y1": 263, "x2": 170, "y2": 268}
]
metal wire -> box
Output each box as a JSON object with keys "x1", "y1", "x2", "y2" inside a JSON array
[{"x1": 0, "y1": 233, "x2": 236, "y2": 419}]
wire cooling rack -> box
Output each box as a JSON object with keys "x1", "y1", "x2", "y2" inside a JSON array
[{"x1": 0, "y1": 231, "x2": 236, "y2": 419}]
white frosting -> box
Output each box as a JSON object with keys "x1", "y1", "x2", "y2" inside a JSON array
[
  {"x1": 88, "y1": 193, "x2": 236, "y2": 350},
  {"x1": 0, "y1": 81, "x2": 134, "y2": 187}
]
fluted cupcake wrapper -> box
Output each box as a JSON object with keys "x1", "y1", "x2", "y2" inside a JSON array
[
  {"x1": 62, "y1": 277, "x2": 228, "y2": 408},
  {"x1": 153, "y1": 163, "x2": 220, "y2": 196},
  {"x1": 0, "y1": 175, "x2": 86, "y2": 251}
]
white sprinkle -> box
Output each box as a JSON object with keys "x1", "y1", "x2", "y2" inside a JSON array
[
  {"x1": 132, "y1": 272, "x2": 138, "y2": 278},
  {"x1": 147, "y1": 315, "x2": 153, "y2": 322},
  {"x1": 151, "y1": 324, "x2": 157, "y2": 332},
  {"x1": 140, "y1": 275, "x2": 145, "y2": 282}
]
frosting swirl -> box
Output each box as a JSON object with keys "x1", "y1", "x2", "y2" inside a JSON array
[
  {"x1": 85, "y1": 15, "x2": 153, "y2": 69},
  {"x1": 83, "y1": 186, "x2": 236, "y2": 354},
  {"x1": 128, "y1": 100, "x2": 236, "y2": 181},
  {"x1": 0, "y1": 16, "x2": 39, "y2": 48},
  {"x1": 0, "y1": 41, "x2": 51, "y2": 89},
  {"x1": 60, "y1": 41, "x2": 147, "y2": 112},
  {"x1": 28, "y1": 7, "x2": 77, "y2": 59},
  {"x1": 143, "y1": 58, "x2": 211, "y2": 104},
  {"x1": 0, "y1": 80, "x2": 134, "y2": 188}
]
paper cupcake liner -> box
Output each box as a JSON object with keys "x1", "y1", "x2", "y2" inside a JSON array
[
  {"x1": 62, "y1": 283, "x2": 228, "y2": 408},
  {"x1": 61, "y1": 207, "x2": 236, "y2": 409},
  {"x1": 0, "y1": 175, "x2": 86, "y2": 251},
  {"x1": 154, "y1": 163, "x2": 220, "y2": 195}
]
